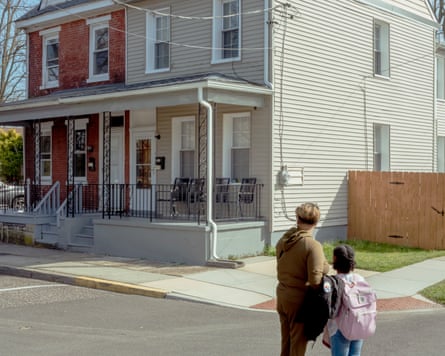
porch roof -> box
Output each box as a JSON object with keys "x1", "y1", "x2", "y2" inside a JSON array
[{"x1": 0, "y1": 73, "x2": 272, "y2": 124}]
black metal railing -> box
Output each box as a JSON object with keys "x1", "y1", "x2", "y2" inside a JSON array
[{"x1": 1, "y1": 182, "x2": 263, "y2": 223}]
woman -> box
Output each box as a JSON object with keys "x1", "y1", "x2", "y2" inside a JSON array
[
  {"x1": 276, "y1": 202, "x2": 330, "y2": 356},
  {"x1": 326, "y1": 245, "x2": 365, "y2": 356}
]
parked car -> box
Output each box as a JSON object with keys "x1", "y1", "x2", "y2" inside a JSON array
[{"x1": 0, "y1": 181, "x2": 25, "y2": 210}]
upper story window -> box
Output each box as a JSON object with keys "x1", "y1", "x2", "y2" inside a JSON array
[
  {"x1": 437, "y1": 56, "x2": 445, "y2": 100},
  {"x1": 373, "y1": 20, "x2": 390, "y2": 77},
  {"x1": 87, "y1": 15, "x2": 110, "y2": 83},
  {"x1": 223, "y1": 113, "x2": 250, "y2": 181},
  {"x1": 40, "y1": 27, "x2": 60, "y2": 89},
  {"x1": 172, "y1": 117, "x2": 195, "y2": 179},
  {"x1": 373, "y1": 123, "x2": 390, "y2": 171},
  {"x1": 212, "y1": 0, "x2": 241, "y2": 63},
  {"x1": 146, "y1": 8, "x2": 170, "y2": 73}
]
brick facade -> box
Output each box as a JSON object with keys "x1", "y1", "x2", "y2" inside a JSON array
[
  {"x1": 28, "y1": 9, "x2": 125, "y2": 97},
  {"x1": 24, "y1": 7, "x2": 127, "y2": 188},
  {"x1": 24, "y1": 116, "x2": 102, "y2": 186}
]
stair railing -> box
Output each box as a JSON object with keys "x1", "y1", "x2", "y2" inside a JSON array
[
  {"x1": 33, "y1": 181, "x2": 61, "y2": 215},
  {"x1": 55, "y1": 184, "x2": 81, "y2": 227}
]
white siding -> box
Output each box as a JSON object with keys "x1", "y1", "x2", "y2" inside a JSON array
[
  {"x1": 126, "y1": 0, "x2": 265, "y2": 85},
  {"x1": 270, "y1": 0, "x2": 436, "y2": 233},
  {"x1": 388, "y1": 0, "x2": 434, "y2": 19}
]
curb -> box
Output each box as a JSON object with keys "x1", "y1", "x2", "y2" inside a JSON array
[{"x1": 0, "y1": 265, "x2": 168, "y2": 299}]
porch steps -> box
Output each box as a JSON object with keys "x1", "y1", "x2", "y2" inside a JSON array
[
  {"x1": 37, "y1": 222, "x2": 59, "y2": 246},
  {"x1": 68, "y1": 224, "x2": 94, "y2": 253}
]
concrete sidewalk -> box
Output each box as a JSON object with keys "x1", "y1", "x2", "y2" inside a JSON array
[{"x1": 0, "y1": 243, "x2": 444, "y2": 312}]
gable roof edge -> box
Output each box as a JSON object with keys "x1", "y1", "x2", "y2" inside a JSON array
[{"x1": 355, "y1": 0, "x2": 440, "y2": 29}]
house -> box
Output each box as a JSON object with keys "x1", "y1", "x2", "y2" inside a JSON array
[{"x1": 0, "y1": 0, "x2": 440, "y2": 264}]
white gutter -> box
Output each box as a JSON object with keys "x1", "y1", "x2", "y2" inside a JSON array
[
  {"x1": 0, "y1": 80, "x2": 271, "y2": 114},
  {"x1": 264, "y1": 0, "x2": 273, "y2": 89},
  {"x1": 197, "y1": 87, "x2": 219, "y2": 260}
]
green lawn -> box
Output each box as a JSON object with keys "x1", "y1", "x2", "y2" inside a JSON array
[
  {"x1": 266, "y1": 239, "x2": 445, "y2": 305},
  {"x1": 322, "y1": 240, "x2": 445, "y2": 272}
]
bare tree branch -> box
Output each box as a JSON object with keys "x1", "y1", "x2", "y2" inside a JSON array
[{"x1": 0, "y1": 0, "x2": 36, "y2": 103}]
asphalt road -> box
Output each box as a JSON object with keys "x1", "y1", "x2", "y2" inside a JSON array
[{"x1": 1, "y1": 275, "x2": 444, "y2": 355}]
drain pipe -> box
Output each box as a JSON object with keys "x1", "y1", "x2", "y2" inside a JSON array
[
  {"x1": 198, "y1": 87, "x2": 244, "y2": 268},
  {"x1": 264, "y1": 0, "x2": 273, "y2": 89},
  {"x1": 198, "y1": 87, "x2": 218, "y2": 261}
]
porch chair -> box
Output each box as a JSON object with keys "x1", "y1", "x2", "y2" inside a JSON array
[
  {"x1": 170, "y1": 177, "x2": 190, "y2": 216},
  {"x1": 238, "y1": 178, "x2": 257, "y2": 218},
  {"x1": 188, "y1": 178, "x2": 206, "y2": 216},
  {"x1": 215, "y1": 178, "x2": 230, "y2": 219},
  {"x1": 215, "y1": 178, "x2": 230, "y2": 203}
]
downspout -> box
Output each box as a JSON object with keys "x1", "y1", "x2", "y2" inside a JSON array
[
  {"x1": 264, "y1": 0, "x2": 273, "y2": 89},
  {"x1": 198, "y1": 88, "x2": 244, "y2": 268},
  {"x1": 197, "y1": 87, "x2": 218, "y2": 260}
]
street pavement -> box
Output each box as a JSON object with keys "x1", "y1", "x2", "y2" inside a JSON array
[{"x1": 0, "y1": 242, "x2": 444, "y2": 313}]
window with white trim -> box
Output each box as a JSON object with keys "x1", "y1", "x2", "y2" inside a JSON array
[
  {"x1": 40, "y1": 122, "x2": 53, "y2": 182},
  {"x1": 172, "y1": 117, "x2": 195, "y2": 179},
  {"x1": 65, "y1": 118, "x2": 89, "y2": 181},
  {"x1": 212, "y1": 0, "x2": 240, "y2": 63},
  {"x1": 373, "y1": 123, "x2": 390, "y2": 171},
  {"x1": 87, "y1": 16, "x2": 110, "y2": 82},
  {"x1": 74, "y1": 129, "x2": 87, "y2": 178},
  {"x1": 223, "y1": 113, "x2": 250, "y2": 181},
  {"x1": 438, "y1": 136, "x2": 445, "y2": 172},
  {"x1": 437, "y1": 56, "x2": 445, "y2": 100},
  {"x1": 146, "y1": 8, "x2": 170, "y2": 73},
  {"x1": 373, "y1": 20, "x2": 390, "y2": 77},
  {"x1": 40, "y1": 27, "x2": 60, "y2": 89}
]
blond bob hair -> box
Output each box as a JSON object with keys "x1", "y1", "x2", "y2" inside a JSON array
[{"x1": 296, "y1": 202, "x2": 320, "y2": 225}]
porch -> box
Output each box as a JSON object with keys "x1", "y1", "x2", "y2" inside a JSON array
[{"x1": 0, "y1": 181, "x2": 266, "y2": 264}]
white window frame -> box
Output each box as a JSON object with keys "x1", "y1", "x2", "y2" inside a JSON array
[
  {"x1": 222, "y1": 112, "x2": 251, "y2": 180},
  {"x1": 373, "y1": 19, "x2": 390, "y2": 77},
  {"x1": 40, "y1": 27, "x2": 60, "y2": 89},
  {"x1": 373, "y1": 123, "x2": 390, "y2": 171},
  {"x1": 437, "y1": 56, "x2": 445, "y2": 100},
  {"x1": 146, "y1": 7, "x2": 171, "y2": 73},
  {"x1": 65, "y1": 118, "x2": 89, "y2": 183},
  {"x1": 212, "y1": 0, "x2": 241, "y2": 64},
  {"x1": 86, "y1": 15, "x2": 110, "y2": 83},
  {"x1": 171, "y1": 116, "x2": 195, "y2": 180},
  {"x1": 438, "y1": 136, "x2": 445, "y2": 172},
  {"x1": 40, "y1": 121, "x2": 54, "y2": 184}
]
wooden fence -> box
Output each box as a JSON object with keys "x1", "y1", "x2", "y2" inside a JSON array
[{"x1": 348, "y1": 171, "x2": 445, "y2": 250}]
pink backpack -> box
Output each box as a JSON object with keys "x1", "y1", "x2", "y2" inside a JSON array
[{"x1": 336, "y1": 275, "x2": 377, "y2": 340}]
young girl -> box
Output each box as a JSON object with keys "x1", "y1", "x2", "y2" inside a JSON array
[{"x1": 326, "y1": 245, "x2": 365, "y2": 356}]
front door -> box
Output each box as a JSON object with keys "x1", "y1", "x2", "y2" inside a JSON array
[
  {"x1": 131, "y1": 131, "x2": 156, "y2": 214},
  {"x1": 111, "y1": 128, "x2": 124, "y2": 184},
  {"x1": 109, "y1": 127, "x2": 124, "y2": 212}
]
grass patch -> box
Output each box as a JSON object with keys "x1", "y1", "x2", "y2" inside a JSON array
[
  {"x1": 266, "y1": 239, "x2": 445, "y2": 305},
  {"x1": 324, "y1": 240, "x2": 445, "y2": 272},
  {"x1": 420, "y1": 281, "x2": 445, "y2": 305},
  {"x1": 265, "y1": 240, "x2": 445, "y2": 272}
]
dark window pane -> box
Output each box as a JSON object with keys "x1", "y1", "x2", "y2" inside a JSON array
[
  {"x1": 180, "y1": 150, "x2": 194, "y2": 178},
  {"x1": 95, "y1": 28, "x2": 108, "y2": 50},
  {"x1": 94, "y1": 50, "x2": 108, "y2": 75},
  {"x1": 74, "y1": 153, "x2": 86, "y2": 177},
  {"x1": 75, "y1": 130, "x2": 86, "y2": 151},
  {"x1": 40, "y1": 136, "x2": 51, "y2": 153},
  {"x1": 231, "y1": 148, "x2": 249, "y2": 181}
]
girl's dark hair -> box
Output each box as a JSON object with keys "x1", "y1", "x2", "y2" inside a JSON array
[{"x1": 333, "y1": 244, "x2": 356, "y2": 273}]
